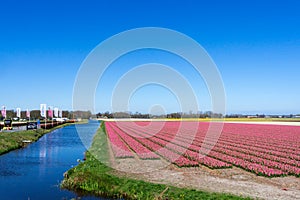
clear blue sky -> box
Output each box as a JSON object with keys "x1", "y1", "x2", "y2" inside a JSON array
[{"x1": 1, "y1": 0, "x2": 299, "y2": 115}]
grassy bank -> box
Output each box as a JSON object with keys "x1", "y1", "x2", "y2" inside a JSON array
[
  {"x1": 0, "y1": 121, "x2": 84, "y2": 155},
  {"x1": 61, "y1": 123, "x2": 251, "y2": 200}
]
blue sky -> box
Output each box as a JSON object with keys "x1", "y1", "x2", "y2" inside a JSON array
[{"x1": 1, "y1": 0, "x2": 299, "y2": 115}]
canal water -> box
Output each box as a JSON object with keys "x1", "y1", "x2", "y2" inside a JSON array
[{"x1": 0, "y1": 121, "x2": 103, "y2": 200}]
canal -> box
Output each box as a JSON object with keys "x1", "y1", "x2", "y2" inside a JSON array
[{"x1": 0, "y1": 121, "x2": 102, "y2": 199}]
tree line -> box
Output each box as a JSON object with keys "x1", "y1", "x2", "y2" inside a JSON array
[{"x1": 96, "y1": 111, "x2": 223, "y2": 119}]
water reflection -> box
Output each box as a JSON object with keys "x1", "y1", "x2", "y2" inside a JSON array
[{"x1": 0, "y1": 121, "x2": 103, "y2": 200}]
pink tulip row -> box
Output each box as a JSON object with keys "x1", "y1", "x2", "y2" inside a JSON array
[
  {"x1": 211, "y1": 139, "x2": 299, "y2": 168},
  {"x1": 142, "y1": 128, "x2": 231, "y2": 169},
  {"x1": 215, "y1": 142, "x2": 300, "y2": 167},
  {"x1": 113, "y1": 122, "x2": 255, "y2": 168},
  {"x1": 213, "y1": 152, "x2": 286, "y2": 176},
  {"x1": 221, "y1": 123, "x2": 300, "y2": 150},
  {"x1": 218, "y1": 134, "x2": 300, "y2": 160},
  {"x1": 215, "y1": 138, "x2": 300, "y2": 162},
  {"x1": 108, "y1": 122, "x2": 230, "y2": 168},
  {"x1": 105, "y1": 121, "x2": 300, "y2": 177},
  {"x1": 108, "y1": 123, "x2": 160, "y2": 160},
  {"x1": 175, "y1": 123, "x2": 300, "y2": 160},
  {"x1": 105, "y1": 122, "x2": 134, "y2": 158},
  {"x1": 170, "y1": 130, "x2": 300, "y2": 172},
  {"x1": 121, "y1": 124, "x2": 198, "y2": 166},
  {"x1": 210, "y1": 145, "x2": 300, "y2": 175},
  {"x1": 157, "y1": 136, "x2": 291, "y2": 176},
  {"x1": 152, "y1": 129, "x2": 285, "y2": 174},
  {"x1": 150, "y1": 122, "x2": 300, "y2": 176},
  {"x1": 111, "y1": 122, "x2": 197, "y2": 166}
]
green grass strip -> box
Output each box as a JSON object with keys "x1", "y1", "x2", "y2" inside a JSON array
[{"x1": 0, "y1": 122, "x2": 83, "y2": 155}]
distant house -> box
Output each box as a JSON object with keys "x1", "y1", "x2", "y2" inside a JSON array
[{"x1": 247, "y1": 115, "x2": 258, "y2": 119}]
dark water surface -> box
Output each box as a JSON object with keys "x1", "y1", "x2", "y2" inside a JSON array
[{"x1": 0, "y1": 121, "x2": 102, "y2": 200}]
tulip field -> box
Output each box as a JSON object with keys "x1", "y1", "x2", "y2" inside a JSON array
[{"x1": 105, "y1": 121, "x2": 300, "y2": 177}]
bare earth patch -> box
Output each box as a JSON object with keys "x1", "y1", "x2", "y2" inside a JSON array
[{"x1": 110, "y1": 158, "x2": 300, "y2": 200}]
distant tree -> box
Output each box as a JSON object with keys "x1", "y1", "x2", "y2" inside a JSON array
[
  {"x1": 6, "y1": 110, "x2": 15, "y2": 119},
  {"x1": 96, "y1": 112, "x2": 102, "y2": 118},
  {"x1": 112, "y1": 112, "x2": 130, "y2": 118},
  {"x1": 30, "y1": 110, "x2": 41, "y2": 119},
  {"x1": 212, "y1": 113, "x2": 223, "y2": 118},
  {"x1": 103, "y1": 111, "x2": 112, "y2": 118},
  {"x1": 257, "y1": 114, "x2": 265, "y2": 118},
  {"x1": 62, "y1": 110, "x2": 70, "y2": 118},
  {"x1": 71, "y1": 111, "x2": 92, "y2": 119},
  {"x1": 130, "y1": 112, "x2": 148, "y2": 118},
  {"x1": 167, "y1": 112, "x2": 182, "y2": 118}
]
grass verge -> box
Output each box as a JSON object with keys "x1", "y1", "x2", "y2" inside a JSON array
[
  {"x1": 0, "y1": 122, "x2": 81, "y2": 155},
  {"x1": 61, "y1": 122, "x2": 251, "y2": 200}
]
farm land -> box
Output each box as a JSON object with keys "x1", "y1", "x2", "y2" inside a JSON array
[{"x1": 104, "y1": 120, "x2": 300, "y2": 199}]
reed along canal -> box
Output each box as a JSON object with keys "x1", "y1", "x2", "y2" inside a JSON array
[{"x1": 0, "y1": 121, "x2": 102, "y2": 200}]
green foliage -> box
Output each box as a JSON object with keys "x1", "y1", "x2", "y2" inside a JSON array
[
  {"x1": 0, "y1": 129, "x2": 42, "y2": 155},
  {"x1": 0, "y1": 123, "x2": 76, "y2": 155}
]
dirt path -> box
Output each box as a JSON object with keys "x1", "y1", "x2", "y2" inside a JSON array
[{"x1": 111, "y1": 158, "x2": 300, "y2": 200}]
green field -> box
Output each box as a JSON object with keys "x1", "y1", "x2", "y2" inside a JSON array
[{"x1": 61, "y1": 122, "x2": 251, "y2": 200}]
